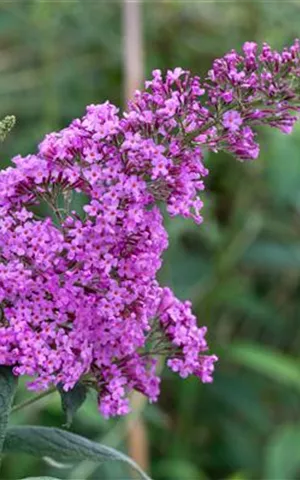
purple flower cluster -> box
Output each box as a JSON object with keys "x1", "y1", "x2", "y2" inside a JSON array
[{"x1": 0, "y1": 40, "x2": 299, "y2": 417}]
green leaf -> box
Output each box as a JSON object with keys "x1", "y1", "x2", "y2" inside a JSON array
[
  {"x1": 264, "y1": 424, "x2": 300, "y2": 479},
  {"x1": 21, "y1": 477, "x2": 61, "y2": 480},
  {"x1": 226, "y1": 473, "x2": 248, "y2": 480},
  {"x1": 58, "y1": 382, "x2": 87, "y2": 427},
  {"x1": 265, "y1": 127, "x2": 300, "y2": 208},
  {"x1": 4, "y1": 426, "x2": 152, "y2": 480},
  {"x1": 221, "y1": 418, "x2": 261, "y2": 473},
  {"x1": 0, "y1": 366, "x2": 18, "y2": 464},
  {"x1": 156, "y1": 458, "x2": 206, "y2": 480},
  {"x1": 226, "y1": 342, "x2": 300, "y2": 391},
  {"x1": 242, "y1": 241, "x2": 300, "y2": 270},
  {"x1": 210, "y1": 371, "x2": 271, "y2": 432}
]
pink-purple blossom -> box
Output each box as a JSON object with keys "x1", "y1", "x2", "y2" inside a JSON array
[
  {"x1": 0, "y1": 40, "x2": 299, "y2": 417},
  {"x1": 222, "y1": 110, "x2": 243, "y2": 132}
]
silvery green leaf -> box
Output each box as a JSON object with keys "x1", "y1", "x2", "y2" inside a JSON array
[
  {"x1": 4, "y1": 426, "x2": 152, "y2": 480},
  {"x1": 0, "y1": 366, "x2": 17, "y2": 462}
]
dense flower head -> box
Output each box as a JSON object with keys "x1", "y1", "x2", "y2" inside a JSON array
[{"x1": 0, "y1": 40, "x2": 299, "y2": 417}]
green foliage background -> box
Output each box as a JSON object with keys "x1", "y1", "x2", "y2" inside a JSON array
[{"x1": 1, "y1": 1, "x2": 300, "y2": 479}]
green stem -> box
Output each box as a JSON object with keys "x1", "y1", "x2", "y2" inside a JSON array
[
  {"x1": 0, "y1": 367, "x2": 18, "y2": 468},
  {"x1": 11, "y1": 386, "x2": 56, "y2": 414}
]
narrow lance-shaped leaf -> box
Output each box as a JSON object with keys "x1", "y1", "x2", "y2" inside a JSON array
[
  {"x1": 0, "y1": 367, "x2": 17, "y2": 464},
  {"x1": 4, "y1": 426, "x2": 152, "y2": 480},
  {"x1": 21, "y1": 477, "x2": 61, "y2": 480},
  {"x1": 226, "y1": 342, "x2": 300, "y2": 391},
  {"x1": 57, "y1": 382, "x2": 87, "y2": 427},
  {"x1": 264, "y1": 424, "x2": 300, "y2": 479}
]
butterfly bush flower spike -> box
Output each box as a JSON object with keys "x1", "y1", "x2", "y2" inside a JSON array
[{"x1": 0, "y1": 40, "x2": 299, "y2": 417}]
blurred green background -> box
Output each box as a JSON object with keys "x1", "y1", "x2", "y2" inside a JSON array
[{"x1": 1, "y1": 1, "x2": 300, "y2": 479}]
